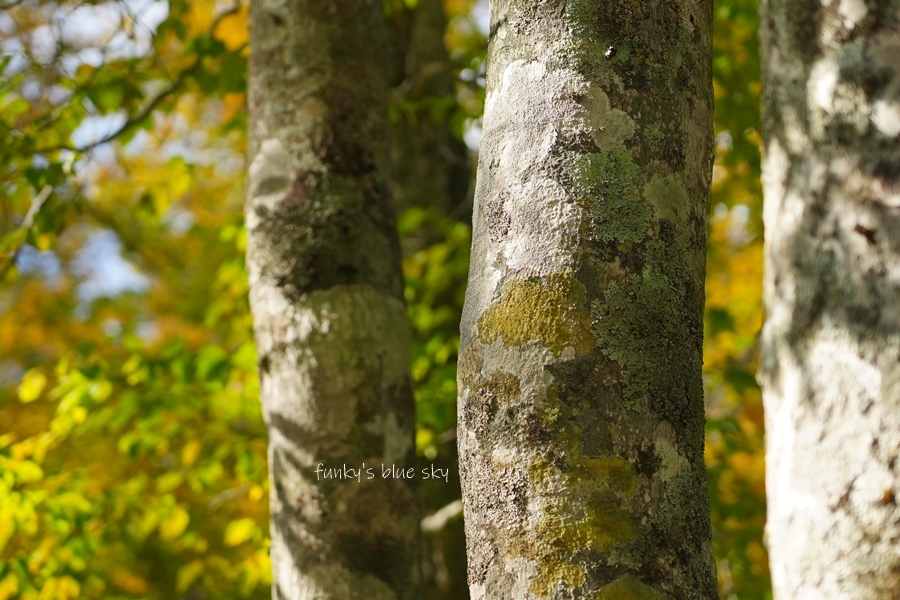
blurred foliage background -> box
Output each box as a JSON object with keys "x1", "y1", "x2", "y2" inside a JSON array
[{"x1": 0, "y1": 0, "x2": 767, "y2": 598}]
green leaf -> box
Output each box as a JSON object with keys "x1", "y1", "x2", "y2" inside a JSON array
[
  {"x1": 176, "y1": 560, "x2": 204, "y2": 593},
  {"x1": 196, "y1": 345, "x2": 229, "y2": 381},
  {"x1": 707, "y1": 308, "x2": 735, "y2": 335}
]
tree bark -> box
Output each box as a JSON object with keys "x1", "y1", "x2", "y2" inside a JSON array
[
  {"x1": 457, "y1": 1, "x2": 717, "y2": 599},
  {"x1": 246, "y1": 2, "x2": 419, "y2": 599},
  {"x1": 759, "y1": 2, "x2": 900, "y2": 597}
]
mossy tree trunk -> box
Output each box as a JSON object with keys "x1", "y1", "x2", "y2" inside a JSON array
[
  {"x1": 246, "y1": 1, "x2": 419, "y2": 599},
  {"x1": 456, "y1": 1, "x2": 717, "y2": 599},
  {"x1": 759, "y1": 1, "x2": 900, "y2": 597}
]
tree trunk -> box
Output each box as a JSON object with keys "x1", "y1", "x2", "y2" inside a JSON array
[
  {"x1": 457, "y1": 1, "x2": 717, "y2": 599},
  {"x1": 759, "y1": 2, "x2": 900, "y2": 597},
  {"x1": 246, "y1": 2, "x2": 419, "y2": 599}
]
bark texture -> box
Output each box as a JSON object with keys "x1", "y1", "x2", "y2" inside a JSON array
[
  {"x1": 457, "y1": 1, "x2": 717, "y2": 599},
  {"x1": 246, "y1": 2, "x2": 419, "y2": 599},
  {"x1": 759, "y1": 1, "x2": 900, "y2": 597}
]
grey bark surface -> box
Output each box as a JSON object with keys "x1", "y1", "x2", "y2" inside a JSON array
[
  {"x1": 759, "y1": 1, "x2": 900, "y2": 598},
  {"x1": 457, "y1": 1, "x2": 717, "y2": 599},
  {"x1": 246, "y1": 1, "x2": 419, "y2": 599}
]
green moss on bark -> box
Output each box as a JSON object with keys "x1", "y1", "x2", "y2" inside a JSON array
[{"x1": 573, "y1": 149, "x2": 650, "y2": 244}]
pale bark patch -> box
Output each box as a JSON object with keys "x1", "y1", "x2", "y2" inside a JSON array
[{"x1": 871, "y1": 100, "x2": 900, "y2": 137}]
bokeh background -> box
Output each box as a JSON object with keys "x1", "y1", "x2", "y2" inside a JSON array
[{"x1": 0, "y1": 0, "x2": 766, "y2": 598}]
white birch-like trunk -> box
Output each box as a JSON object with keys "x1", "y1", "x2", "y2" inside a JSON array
[
  {"x1": 759, "y1": 1, "x2": 900, "y2": 597},
  {"x1": 457, "y1": 1, "x2": 718, "y2": 598},
  {"x1": 246, "y1": 1, "x2": 419, "y2": 599}
]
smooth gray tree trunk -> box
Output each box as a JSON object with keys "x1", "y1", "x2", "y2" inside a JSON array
[
  {"x1": 246, "y1": 1, "x2": 419, "y2": 599},
  {"x1": 759, "y1": 1, "x2": 900, "y2": 597},
  {"x1": 457, "y1": 1, "x2": 718, "y2": 599}
]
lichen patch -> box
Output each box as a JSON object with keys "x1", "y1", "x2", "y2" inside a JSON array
[
  {"x1": 477, "y1": 272, "x2": 594, "y2": 355},
  {"x1": 582, "y1": 85, "x2": 636, "y2": 151}
]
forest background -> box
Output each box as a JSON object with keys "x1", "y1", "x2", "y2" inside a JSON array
[{"x1": 0, "y1": 0, "x2": 765, "y2": 598}]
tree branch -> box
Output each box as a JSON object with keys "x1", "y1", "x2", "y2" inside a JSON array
[
  {"x1": 35, "y1": 4, "x2": 243, "y2": 155},
  {"x1": 0, "y1": 185, "x2": 53, "y2": 283}
]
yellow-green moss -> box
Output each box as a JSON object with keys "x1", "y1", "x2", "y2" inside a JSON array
[
  {"x1": 590, "y1": 574, "x2": 670, "y2": 600},
  {"x1": 531, "y1": 562, "x2": 587, "y2": 597},
  {"x1": 477, "y1": 272, "x2": 594, "y2": 355},
  {"x1": 579, "y1": 457, "x2": 637, "y2": 496},
  {"x1": 523, "y1": 453, "x2": 637, "y2": 597},
  {"x1": 539, "y1": 490, "x2": 635, "y2": 553}
]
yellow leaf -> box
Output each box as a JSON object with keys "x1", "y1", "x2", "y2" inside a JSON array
[
  {"x1": 38, "y1": 577, "x2": 58, "y2": 600},
  {"x1": 746, "y1": 540, "x2": 770, "y2": 574},
  {"x1": 248, "y1": 484, "x2": 264, "y2": 503},
  {"x1": 236, "y1": 227, "x2": 247, "y2": 252},
  {"x1": 28, "y1": 536, "x2": 57, "y2": 574},
  {"x1": 0, "y1": 511, "x2": 14, "y2": 552},
  {"x1": 256, "y1": 548, "x2": 272, "y2": 585},
  {"x1": 224, "y1": 518, "x2": 257, "y2": 547},
  {"x1": 14, "y1": 460, "x2": 43, "y2": 483},
  {"x1": 729, "y1": 451, "x2": 752, "y2": 479},
  {"x1": 214, "y1": 3, "x2": 249, "y2": 50},
  {"x1": 160, "y1": 506, "x2": 190, "y2": 540},
  {"x1": 176, "y1": 560, "x2": 204, "y2": 593},
  {"x1": 157, "y1": 471, "x2": 184, "y2": 492},
  {"x1": 11, "y1": 438, "x2": 33, "y2": 459},
  {"x1": 72, "y1": 406, "x2": 87, "y2": 424},
  {"x1": 221, "y1": 92, "x2": 246, "y2": 121},
  {"x1": 166, "y1": 157, "x2": 192, "y2": 200},
  {"x1": 111, "y1": 569, "x2": 148, "y2": 596},
  {"x1": 183, "y1": 0, "x2": 213, "y2": 35},
  {"x1": 2, "y1": 265, "x2": 17, "y2": 283},
  {"x1": 35, "y1": 233, "x2": 53, "y2": 251},
  {"x1": 17, "y1": 369, "x2": 46, "y2": 403},
  {"x1": 89, "y1": 380, "x2": 113, "y2": 402},
  {"x1": 56, "y1": 576, "x2": 80, "y2": 600},
  {"x1": 0, "y1": 573, "x2": 18, "y2": 600},
  {"x1": 181, "y1": 440, "x2": 201, "y2": 467}
]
